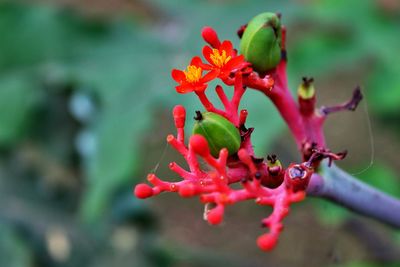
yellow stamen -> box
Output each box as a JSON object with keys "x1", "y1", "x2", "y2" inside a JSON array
[
  {"x1": 210, "y1": 49, "x2": 231, "y2": 68},
  {"x1": 184, "y1": 65, "x2": 202, "y2": 83}
]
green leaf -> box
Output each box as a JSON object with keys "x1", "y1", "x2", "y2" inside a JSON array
[
  {"x1": 367, "y1": 63, "x2": 400, "y2": 115},
  {"x1": 290, "y1": 0, "x2": 400, "y2": 116},
  {"x1": 81, "y1": 92, "x2": 153, "y2": 222},
  {"x1": 289, "y1": 33, "x2": 362, "y2": 77},
  {"x1": 0, "y1": 3, "x2": 75, "y2": 70},
  {"x1": 0, "y1": 74, "x2": 41, "y2": 146},
  {"x1": 395, "y1": 231, "x2": 400, "y2": 245},
  {"x1": 0, "y1": 223, "x2": 33, "y2": 267},
  {"x1": 68, "y1": 26, "x2": 176, "y2": 222}
]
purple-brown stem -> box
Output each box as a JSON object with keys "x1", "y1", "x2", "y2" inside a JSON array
[
  {"x1": 308, "y1": 163, "x2": 400, "y2": 228},
  {"x1": 320, "y1": 86, "x2": 363, "y2": 115}
]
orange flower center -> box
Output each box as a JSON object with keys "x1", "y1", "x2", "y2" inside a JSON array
[
  {"x1": 184, "y1": 65, "x2": 202, "y2": 83},
  {"x1": 210, "y1": 49, "x2": 231, "y2": 68}
]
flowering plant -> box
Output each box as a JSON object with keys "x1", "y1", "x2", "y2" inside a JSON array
[{"x1": 134, "y1": 12, "x2": 400, "y2": 251}]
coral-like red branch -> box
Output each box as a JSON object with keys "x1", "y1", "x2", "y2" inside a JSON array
[
  {"x1": 135, "y1": 104, "x2": 313, "y2": 250},
  {"x1": 134, "y1": 23, "x2": 368, "y2": 252}
]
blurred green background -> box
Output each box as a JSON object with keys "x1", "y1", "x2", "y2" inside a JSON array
[{"x1": 0, "y1": 0, "x2": 399, "y2": 266}]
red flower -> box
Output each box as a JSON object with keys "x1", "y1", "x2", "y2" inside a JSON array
[
  {"x1": 202, "y1": 40, "x2": 247, "y2": 79},
  {"x1": 172, "y1": 57, "x2": 218, "y2": 94}
]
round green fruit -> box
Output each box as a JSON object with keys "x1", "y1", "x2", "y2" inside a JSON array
[
  {"x1": 192, "y1": 111, "x2": 241, "y2": 157},
  {"x1": 239, "y1": 12, "x2": 282, "y2": 74}
]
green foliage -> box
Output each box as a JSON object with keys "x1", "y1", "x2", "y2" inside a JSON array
[
  {"x1": 368, "y1": 63, "x2": 400, "y2": 115},
  {"x1": 0, "y1": 223, "x2": 33, "y2": 267},
  {"x1": 288, "y1": 0, "x2": 400, "y2": 116},
  {"x1": 0, "y1": 74, "x2": 41, "y2": 145}
]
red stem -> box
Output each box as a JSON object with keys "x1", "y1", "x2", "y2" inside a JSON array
[{"x1": 268, "y1": 89, "x2": 306, "y2": 148}]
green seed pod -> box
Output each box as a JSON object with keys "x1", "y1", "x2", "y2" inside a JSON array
[
  {"x1": 239, "y1": 12, "x2": 282, "y2": 73},
  {"x1": 192, "y1": 111, "x2": 241, "y2": 157}
]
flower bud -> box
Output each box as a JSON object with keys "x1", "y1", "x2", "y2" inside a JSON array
[
  {"x1": 134, "y1": 183, "x2": 153, "y2": 199},
  {"x1": 257, "y1": 233, "x2": 278, "y2": 251},
  {"x1": 173, "y1": 105, "x2": 186, "y2": 128},
  {"x1": 262, "y1": 154, "x2": 284, "y2": 188},
  {"x1": 205, "y1": 205, "x2": 224, "y2": 225},
  {"x1": 189, "y1": 134, "x2": 210, "y2": 157},
  {"x1": 201, "y1": 26, "x2": 221, "y2": 48},
  {"x1": 239, "y1": 12, "x2": 282, "y2": 74},
  {"x1": 192, "y1": 111, "x2": 241, "y2": 157}
]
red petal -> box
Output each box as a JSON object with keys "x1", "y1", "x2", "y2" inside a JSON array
[
  {"x1": 191, "y1": 56, "x2": 204, "y2": 67},
  {"x1": 191, "y1": 56, "x2": 212, "y2": 70},
  {"x1": 201, "y1": 69, "x2": 219, "y2": 83},
  {"x1": 220, "y1": 40, "x2": 234, "y2": 56},
  {"x1": 218, "y1": 70, "x2": 230, "y2": 80},
  {"x1": 191, "y1": 53, "x2": 212, "y2": 70},
  {"x1": 176, "y1": 84, "x2": 193, "y2": 94},
  {"x1": 171, "y1": 69, "x2": 186, "y2": 83},
  {"x1": 201, "y1": 64, "x2": 213, "y2": 70},
  {"x1": 202, "y1": 46, "x2": 214, "y2": 66},
  {"x1": 224, "y1": 55, "x2": 245, "y2": 70},
  {"x1": 218, "y1": 56, "x2": 248, "y2": 79},
  {"x1": 193, "y1": 84, "x2": 208, "y2": 93}
]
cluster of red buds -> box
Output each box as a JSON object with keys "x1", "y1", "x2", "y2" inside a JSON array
[{"x1": 134, "y1": 13, "x2": 362, "y2": 251}]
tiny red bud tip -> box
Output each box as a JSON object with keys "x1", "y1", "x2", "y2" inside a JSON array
[
  {"x1": 189, "y1": 134, "x2": 210, "y2": 157},
  {"x1": 201, "y1": 26, "x2": 221, "y2": 48},
  {"x1": 257, "y1": 234, "x2": 278, "y2": 251},
  {"x1": 219, "y1": 148, "x2": 228, "y2": 158},
  {"x1": 134, "y1": 183, "x2": 153, "y2": 199},
  {"x1": 173, "y1": 105, "x2": 186, "y2": 128},
  {"x1": 237, "y1": 24, "x2": 247, "y2": 38},
  {"x1": 166, "y1": 134, "x2": 174, "y2": 143},
  {"x1": 170, "y1": 184, "x2": 178, "y2": 191},
  {"x1": 147, "y1": 173, "x2": 156, "y2": 182},
  {"x1": 168, "y1": 162, "x2": 175, "y2": 169},
  {"x1": 240, "y1": 109, "x2": 248, "y2": 116},
  {"x1": 207, "y1": 208, "x2": 223, "y2": 225},
  {"x1": 239, "y1": 109, "x2": 248, "y2": 125}
]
